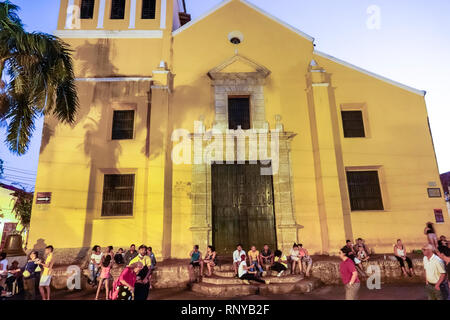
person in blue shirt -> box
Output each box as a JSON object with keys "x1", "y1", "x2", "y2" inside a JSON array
[
  {"x1": 22, "y1": 250, "x2": 40, "y2": 300},
  {"x1": 188, "y1": 245, "x2": 202, "y2": 283}
]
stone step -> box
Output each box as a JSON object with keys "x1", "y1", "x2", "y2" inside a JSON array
[
  {"x1": 213, "y1": 268, "x2": 294, "y2": 277},
  {"x1": 202, "y1": 274, "x2": 303, "y2": 285},
  {"x1": 259, "y1": 278, "x2": 322, "y2": 295},
  {"x1": 191, "y1": 282, "x2": 259, "y2": 297},
  {"x1": 191, "y1": 277, "x2": 322, "y2": 297}
]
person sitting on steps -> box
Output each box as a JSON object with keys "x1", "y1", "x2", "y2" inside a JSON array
[
  {"x1": 201, "y1": 246, "x2": 217, "y2": 277},
  {"x1": 299, "y1": 244, "x2": 313, "y2": 277},
  {"x1": 188, "y1": 245, "x2": 202, "y2": 283},
  {"x1": 394, "y1": 239, "x2": 414, "y2": 277},
  {"x1": 238, "y1": 254, "x2": 269, "y2": 285},
  {"x1": 271, "y1": 250, "x2": 288, "y2": 277},
  {"x1": 233, "y1": 244, "x2": 246, "y2": 278},
  {"x1": 248, "y1": 245, "x2": 264, "y2": 277},
  {"x1": 260, "y1": 244, "x2": 274, "y2": 271}
]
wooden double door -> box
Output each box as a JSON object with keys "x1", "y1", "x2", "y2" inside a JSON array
[{"x1": 212, "y1": 162, "x2": 277, "y2": 255}]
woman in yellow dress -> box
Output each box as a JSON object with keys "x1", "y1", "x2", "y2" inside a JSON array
[{"x1": 38, "y1": 245, "x2": 54, "y2": 300}]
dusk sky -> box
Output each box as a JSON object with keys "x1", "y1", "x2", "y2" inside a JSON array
[{"x1": 1, "y1": 0, "x2": 449, "y2": 191}]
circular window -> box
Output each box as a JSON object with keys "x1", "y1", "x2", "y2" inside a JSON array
[{"x1": 228, "y1": 31, "x2": 244, "y2": 45}]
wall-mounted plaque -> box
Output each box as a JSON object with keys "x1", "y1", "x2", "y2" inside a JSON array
[
  {"x1": 427, "y1": 188, "x2": 442, "y2": 198},
  {"x1": 36, "y1": 192, "x2": 52, "y2": 204},
  {"x1": 434, "y1": 209, "x2": 444, "y2": 223}
]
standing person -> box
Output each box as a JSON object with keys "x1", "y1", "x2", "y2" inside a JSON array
[
  {"x1": 299, "y1": 244, "x2": 313, "y2": 277},
  {"x1": 124, "y1": 244, "x2": 138, "y2": 265},
  {"x1": 424, "y1": 222, "x2": 438, "y2": 250},
  {"x1": 188, "y1": 245, "x2": 202, "y2": 282},
  {"x1": 38, "y1": 245, "x2": 54, "y2": 300},
  {"x1": 260, "y1": 245, "x2": 274, "y2": 271},
  {"x1": 339, "y1": 246, "x2": 360, "y2": 300},
  {"x1": 271, "y1": 250, "x2": 288, "y2": 277},
  {"x1": 114, "y1": 248, "x2": 125, "y2": 265},
  {"x1": 394, "y1": 239, "x2": 414, "y2": 277},
  {"x1": 200, "y1": 246, "x2": 217, "y2": 277},
  {"x1": 248, "y1": 246, "x2": 263, "y2": 276},
  {"x1": 22, "y1": 251, "x2": 40, "y2": 300},
  {"x1": 95, "y1": 254, "x2": 113, "y2": 300},
  {"x1": 147, "y1": 246, "x2": 157, "y2": 289},
  {"x1": 129, "y1": 245, "x2": 152, "y2": 300},
  {"x1": 238, "y1": 254, "x2": 269, "y2": 284},
  {"x1": 232, "y1": 244, "x2": 246, "y2": 278},
  {"x1": 88, "y1": 245, "x2": 103, "y2": 286},
  {"x1": 422, "y1": 244, "x2": 448, "y2": 300},
  {"x1": 111, "y1": 262, "x2": 143, "y2": 300}
]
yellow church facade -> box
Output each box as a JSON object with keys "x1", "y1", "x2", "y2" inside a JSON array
[{"x1": 28, "y1": 0, "x2": 449, "y2": 262}]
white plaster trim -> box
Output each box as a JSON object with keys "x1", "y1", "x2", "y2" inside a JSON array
[
  {"x1": 129, "y1": 0, "x2": 137, "y2": 29},
  {"x1": 65, "y1": 0, "x2": 76, "y2": 29},
  {"x1": 97, "y1": 0, "x2": 106, "y2": 29},
  {"x1": 75, "y1": 77, "x2": 153, "y2": 82},
  {"x1": 160, "y1": 0, "x2": 167, "y2": 29},
  {"x1": 54, "y1": 29, "x2": 164, "y2": 38},
  {"x1": 172, "y1": 0, "x2": 314, "y2": 43},
  {"x1": 314, "y1": 50, "x2": 426, "y2": 96},
  {"x1": 312, "y1": 83, "x2": 329, "y2": 87},
  {"x1": 172, "y1": 0, "x2": 233, "y2": 36}
]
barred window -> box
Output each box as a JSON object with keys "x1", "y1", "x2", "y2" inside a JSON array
[
  {"x1": 111, "y1": 0, "x2": 126, "y2": 19},
  {"x1": 112, "y1": 110, "x2": 134, "y2": 140},
  {"x1": 341, "y1": 110, "x2": 365, "y2": 138},
  {"x1": 80, "y1": 0, "x2": 95, "y2": 19},
  {"x1": 101, "y1": 174, "x2": 135, "y2": 217},
  {"x1": 346, "y1": 171, "x2": 384, "y2": 211},
  {"x1": 228, "y1": 97, "x2": 250, "y2": 130},
  {"x1": 142, "y1": 0, "x2": 156, "y2": 19}
]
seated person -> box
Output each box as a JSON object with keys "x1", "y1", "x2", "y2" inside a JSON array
[
  {"x1": 6, "y1": 260, "x2": 22, "y2": 294},
  {"x1": 345, "y1": 240, "x2": 357, "y2": 260},
  {"x1": 357, "y1": 245, "x2": 370, "y2": 263},
  {"x1": 238, "y1": 254, "x2": 268, "y2": 285},
  {"x1": 188, "y1": 245, "x2": 202, "y2": 283},
  {"x1": 201, "y1": 246, "x2": 217, "y2": 277},
  {"x1": 299, "y1": 244, "x2": 313, "y2": 277},
  {"x1": 248, "y1": 246, "x2": 263, "y2": 276},
  {"x1": 394, "y1": 239, "x2": 414, "y2": 277},
  {"x1": 233, "y1": 244, "x2": 246, "y2": 278},
  {"x1": 355, "y1": 238, "x2": 371, "y2": 256},
  {"x1": 290, "y1": 243, "x2": 302, "y2": 275},
  {"x1": 271, "y1": 250, "x2": 288, "y2": 277},
  {"x1": 260, "y1": 245, "x2": 274, "y2": 271},
  {"x1": 114, "y1": 248, "x2": 125, "y2": 265}
]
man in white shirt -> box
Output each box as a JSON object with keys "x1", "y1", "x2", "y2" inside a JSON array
[
  {"x1": 422, "y1": 244, "x2": 448, "y2": 300},
  {"x1": 233, "y1": 244, "x2": 246, "y2": 278},
  {"x1": 0, "y1": 253, "x2": 7, "y2": 277}
]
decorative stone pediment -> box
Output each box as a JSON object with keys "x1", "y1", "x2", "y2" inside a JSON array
[{"x1": 207, "y1": 54, "x2": 271, "y2": 83}]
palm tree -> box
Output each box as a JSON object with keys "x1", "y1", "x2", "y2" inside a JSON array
[{"x1": 0, "y1": 1, "x2": 78, "y2": 155}]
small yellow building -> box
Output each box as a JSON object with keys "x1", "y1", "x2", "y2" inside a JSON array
[{"x1": 28, "y1": 0, "x2": 449, "y2": 262}]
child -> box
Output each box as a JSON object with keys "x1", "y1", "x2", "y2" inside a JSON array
[
  {"x1": 271, "y1": 250, "x2": 288, "y2": 277},
  {"x1": 147, "y1": 246, "x2": 157, "y2": 289},
  {"x1": 290, "y1": 244, "x2": 301, "y2": 275},
  {"x1": 95, "y1": 254, "x2": 112, "y2": 300},
  {"x1": 114, "y1": 248, "x2": 125, "y2": 265}
]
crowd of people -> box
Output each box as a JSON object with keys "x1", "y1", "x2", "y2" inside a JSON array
[
  {"x1": 338, "y1": 222, "x2": 450, "y2": 300},
  {"x1": 0, "y1": 221, "x2": 448, "y2": 300},
  {"x1": 188, "y1": 243, "x2": 313, "y2": 284}
]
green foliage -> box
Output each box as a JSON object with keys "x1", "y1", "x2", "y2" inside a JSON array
[
  {"x1": 0, "y1": 1, "x2": 79, "y2": 155},
  {"x1": 10, "y1": 188, "x2": 32, "y2": 232}
]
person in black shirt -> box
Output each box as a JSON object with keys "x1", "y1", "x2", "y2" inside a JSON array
[{"x1": 114, "y1": 248, "x2": 125, "y2": 265}]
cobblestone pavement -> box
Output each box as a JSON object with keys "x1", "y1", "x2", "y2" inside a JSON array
[{"x1": 42, "y1": 283, "x2": 427, "y2": 300}]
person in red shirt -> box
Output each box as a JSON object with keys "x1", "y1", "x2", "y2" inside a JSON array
[{"x1": 339, "y1": 246, "x2": 361, "y2": 300}]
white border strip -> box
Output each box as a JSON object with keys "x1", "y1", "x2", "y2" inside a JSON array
[
  {"x1": 75, "y1": 77, "x2": 153, "y2": 82},
  {"x1": 314, "y1": 50, "x2": 426, "y2": 96},
  {"x1": 55, "y1": 30, "x2": 163, "y2": 39},
  {"x1": 160, "y1": 0, "x2": 167, "y2": 29}
]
